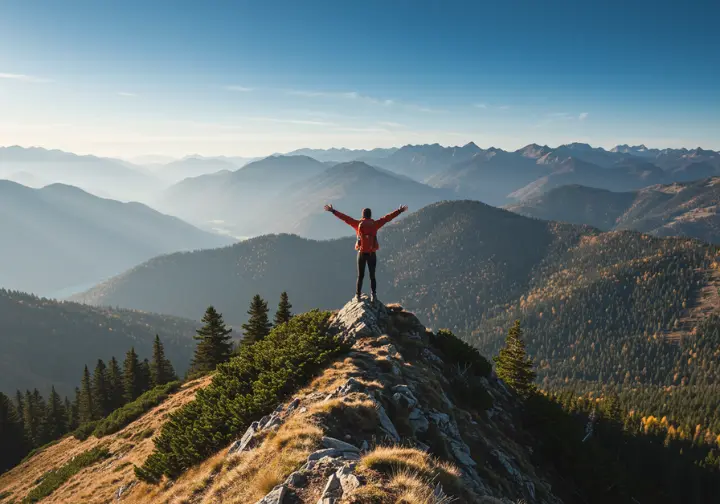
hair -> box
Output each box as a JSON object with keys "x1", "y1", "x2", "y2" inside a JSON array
[{"x1": 362, "y1": 208, "x2": 372, "y2": 219}]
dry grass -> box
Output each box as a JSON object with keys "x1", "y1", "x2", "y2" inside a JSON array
[
  {"x1": 0, "y1": 376, "x2": 211, "y2": 504},
  {"x1": 359, "y1": 447, "x2": 470, "y2": 501},
  {"x1": 390, "y1": 470, "x2": 457, "y2": 503}
]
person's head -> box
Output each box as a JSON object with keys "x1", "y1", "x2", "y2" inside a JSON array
[{"x1": 362, "y1": 208, "x2": 372, "y2": 219}]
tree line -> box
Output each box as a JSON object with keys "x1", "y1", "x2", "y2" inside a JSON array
[{"x1": 0, "y1": 291, "x2": 293, "y2": 474}]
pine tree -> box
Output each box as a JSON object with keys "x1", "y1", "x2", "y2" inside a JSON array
[
  {"x1": 78, "y1": 366, "x2": 94, "y2": 425},
  {"x1": 150, "y1": 335, "x2": 177, "y2": 387},
  {"x1": 69, "y1": 387, "x2": 81, "y2": 431},
  {"x1": 139, "y1": 358, "x2": 152, "y2": 394},
  {"x1": 22, "y1": 389, "x2": 46, "y2": 447},
  {"x1": 273, "y1": 291, "x2": 293, "y2": 326},
  {"x1": 64, "y1": 396, "x2": 74, "y2": 431},
  {"x1": 91, "y1": 359, "x2": 110, "y2": 419},
  {"x1": 106, "y1": 356, "x2": 125, "y2": 411},
  {"x1": 190, "y1": 306, "x2": 234, "y2": 374},
  {"x1": 43, "y1": 386, "x2": 67, "y2": 442},
  {"x1": 123, "y1": 347, "x2": 144, "y2": 402},
  {"x1": 0, "y1": 392, "x2": 27, "y2": 473},
  {"x1": 493, "y1": 320, "x2": 537, "y2": 397},
  {"x1": 242, "y1": 295, "x2": 272, "y2": 345},
  {"x1": 15, "y1": 389, "x2": 25, "y2": 433}
]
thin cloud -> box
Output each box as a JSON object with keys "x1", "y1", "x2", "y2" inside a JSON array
[
  {"x1": 497, "y1": 105, "x2": 511, "y2": 110},
  {"x1": 224, "y1": 85, "x2": 253, "y2": 92},
  {"x1": 250, "y1": 117, "x2": 334, "y2": 126},
  {"x1": 579, "y1": 112, "x2": 589, "y2": 120},
  {"x1": 0, "y1": 73, "x2": 52, "y2": 83},
  {"x1": 474, "y1": 103, "x2": 488, "y2": 109},
  {"x1": 118, "y1": 92, "x2": 137, "y2": 97},
  {"x1": 287, "y1": 89, "x2": 394, "y2": 106},
  {"x1": 377, "y1": 121, "x2": 404, "y2": 128}
]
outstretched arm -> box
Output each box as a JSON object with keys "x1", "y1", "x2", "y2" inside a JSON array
[
  {"x1": 376, "y1": 205, "x2": 408, "y2": 229},
  {"x1": 324, "y1": 204, "x2": 359, "y2": 228}
]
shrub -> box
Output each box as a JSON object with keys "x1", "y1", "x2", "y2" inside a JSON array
[
  {"x1": 23, "y1": 446, "x2": 110, "y2": 502},
  {"x1": 429, "y1": 329, "x2": 492, "y2": 377},
  {"x1": 136, "y1": 310, "x2": 343, "y2": 483},
  {"x1": 92, "y1": 381, "x2": 181, "y2": 438},
  {"x1": 71, "y1": 420, "x2": 99, "y2": 441}
]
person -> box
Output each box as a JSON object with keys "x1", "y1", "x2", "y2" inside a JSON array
[{"x1": 324, "y1": 203, "x2": 408, "y2": 303}]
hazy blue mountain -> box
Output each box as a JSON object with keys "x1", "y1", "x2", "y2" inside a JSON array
[
  {"x1": 372, "y1": 142, "x2": 482, "y2": 181},
  {"x1": 0, "y1": 146, "x2": 161, "y2": 202},
  {"x1": 0, "y1": 180, "x2": 232, "y2": 296},
  {"x1": 282, "y1": 147, "x2": 397, "y2": 163}
]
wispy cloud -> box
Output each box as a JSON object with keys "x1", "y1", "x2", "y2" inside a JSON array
[
  {"x1": 250, "y1": 117, "x2": 334, "y2": 126},
  {"x1": 224, "y1": 85, "x2": 253, "y2": 92},
  {"x1": 579, "y1": 112, "x2": 589, "y2": 120},
  {"x1": 497, "y1": 105, "x2": 511, "y2": 110},
  {"x1": 0, "y1": 73, "x2": 52, "y2": 83},
  {"x1": 118, "y1": 92, "x2": 137, "y2": 97},
  {"x1": 474, "y1": 103, "x2": 487, "y2": 109},
  {"x1": 377, "y1": 121, "x2": 404, "y2": 128}
]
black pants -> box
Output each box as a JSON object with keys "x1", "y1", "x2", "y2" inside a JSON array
[{"x1": 357, "y1": 252, "x2": 377, "y2": 295}]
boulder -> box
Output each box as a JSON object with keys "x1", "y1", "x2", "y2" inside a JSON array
[
  {"x1": 322, "y1": 437, "x2": 360, "y2": 452},
  {"x1": 255, "y1": 484, "x2": 287, "y2": 504}
]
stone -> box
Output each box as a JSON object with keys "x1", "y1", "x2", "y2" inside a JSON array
[
  {"x1": 322, "y1": 436, "x2": 360, "y2": 452},
  {"x1": 392, "y1": 385, "x2": 418, "y2": 409},
  {"x1": 286, "y1": 398, "x2": 301, "y2": 413},
  {"x1": 308, "y1": 448, "x2": 342, "y2": 461},
  {"x1": 116, "y1": 480, "x2": 137, "y2": 500},
  {"x1": 285, "y1": 471, "x2": 307, "y2": 487},
  {"x1": 265, "y1": 413, "x2": 283, "y2": 430},
  {"x1": 336, "y1": 465, "x2": 361, "y2": 493},
  {"x1": 319, "y1": 472, "x2": 341, "y2": 499},
  {"x1": 415, "y1": 441, "x2": 430, "y2": 452},
  {"x1": 372, "y1": 399, "x2": 400, "y2": 441},
  {"x1": 255, "y1": 484, "x2": 287, "y2": 504},
  {"x1": 450, "y1": 440, "x2": 477, "y2": 467},
  {"x1": 228, "y1": 421, "x2": 260, "y2": 455},
  {"x1": 299, "y1": 407, "x2": 308, "y2": 413},
  {"x1": 338, "y1": 378, "x2": 363, "y2": 396},
  {"x1": 421, "y1": 348, "x2": 445, "y2": 367},
  {"x1": 360, "y1": 440, "x2": 369, "y2": 452},
  {"x1": 408, "y1": 408, "x2": 429, "y2": 434}
]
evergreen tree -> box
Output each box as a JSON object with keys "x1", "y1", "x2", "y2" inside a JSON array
[
  {"x1": 78, "y1": 366, "x2": 94, "y2": 425},
  {"x1": 241, "y1": 295, "x2": 272, "y2": 345},
  {"x1": 190, "y1": 306, "x2": 234, "y2": 374},
  {"x1": 123, "y1": 347, "x2": 144, "y2": 402},
  {"x1": 273, "y1": 291, "x2": 293, "y2": 326},
  {"x1": 106, "y1": 356, "x2": 125, "y2": 411},
  {"x1": 15, "y1": 389, "x2": 25, "y2": 432},
  {"x1": 22, "y1": 389, "x2": 46, "y2": 447},
  {"x1": 150, "y1": 335, "x2": 177, "y2": 387},
  {"x1": 139, "y1": 358, "x2": 152, "y2": 394},
  {"x1": 64, "y1": 396, "x2": 75, "y2": 431},
  {"x1": 0, "y1": 392, "x2": 27, "y2": 473},
  {"x1": 43, "y1": 386, "x2": 67, "y2": 442},
  {"x1": 69, "y1": 387, "x2": 81, "y2": 431},
  {"x1": 493, "y1": 320, "x2": 537, "y2": 397},
  {"x1": 91, "y1": 359, "x2": 110, "y2": 419}
]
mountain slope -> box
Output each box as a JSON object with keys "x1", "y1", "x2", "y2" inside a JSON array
[
  {"x1": 0, "y1": 289, "x2": 199, "y2": 396},
  {"x1": 0, "y1": 180, "x2": 232, "y2": 296},
  {"x1": 74, "y1": 200, "x2": 720, "y2": 398},
  {"x1": 373, "y1": 142, "x2": 482, "y2": 181},
  {"x1": 0, "y1": 146, "x2": 161, "y2": 202},
  {"x1": 508, "y1": 177, "x2": 720, "y2": 243}
]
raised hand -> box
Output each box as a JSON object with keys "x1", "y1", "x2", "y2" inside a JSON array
[
  {"x1": 399, "y1": 205, "x2": 408, "y2": 213},
  {"x1": 324, "y1": 204, "x2": 334, "y2": 212}
]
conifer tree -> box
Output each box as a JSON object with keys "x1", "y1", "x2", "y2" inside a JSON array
[
  {"x1": 150, "y1": 335, "x2": 177, "y2": 387},
  {"x1": 22, "y1": 389, "x2": 46, "y2": 447},
  {"x1": 43, "y1": 386, "x2": 67, "y2": 442},
  {"x1": 242, "y1": 295, "x2": 272, "y2": 345},
  {"x1": 78, "y1": 365, "x2": 94, "y2": 424},
  {"x1": 91, "y1": 359, "x2": 110, "y2": 419},
  {"x1": 493, "y1": 320, "x2": 536, "y2": 397},
  {"x1": 107, "y1": 357, "x2": 125, "y2": 411},
  {"x1": 15, "y1": 389, "x2": 24, "y2": 433},
  {"x1": 139, "y1": 358, "x2": 152, "y2": 393},
  {"x1": 123, "y1": 347, "x2": 144, "y2": 402},
  {"x1": 273, "y1": 291, "x2": 293, "y2": 326},
  {"x1": 190, "y1": 306, "x2": 234, "y2": 374},
  {"x1": 0, "y1": 392, "x2": 27, "y2": 473},
  {"x1": 69, "y1": 387, "x2": 81, "y2": 431},
  {"x1": 64, "y1": 396, "x2": 74, "y2": 431}
]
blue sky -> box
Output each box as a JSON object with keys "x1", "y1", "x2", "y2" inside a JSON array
[{"x1": 0, "y1": 0, "x2": 718, "y2": 157}]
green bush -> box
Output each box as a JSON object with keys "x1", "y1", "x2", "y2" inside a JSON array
[
  {"x1": 71, "y1": 420, "x2": 99, "y2": 441},
  {"x1": 23, "y1": 446, "x2": 110, "y2": 502},
  {"x1": 430, "y1": 329, "x2": 492, "y2": 377},
  {"x1": 92, "y1": 381, "x2": 181, "y2": 438},
  {"x1": 136, "y1": 310, "x2": 343, "y2": 483}
]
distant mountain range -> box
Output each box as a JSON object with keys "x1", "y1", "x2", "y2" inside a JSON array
[
  {"x1": 508, "y1": 177, "x2": 720, "y2": 243},
  {"x1": 159, "y1": 156, "x2": 447, "y2": 239},
  {"x1": 0, "y1": 146, "x2": 162, "y2": 202},
  {"x1": 0, "y1": 180, "x2": 233, "y2": 296}
]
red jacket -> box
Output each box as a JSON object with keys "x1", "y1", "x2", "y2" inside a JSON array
[{"x1": 330, "y1": 208, "x2": 403, "y2": 252}]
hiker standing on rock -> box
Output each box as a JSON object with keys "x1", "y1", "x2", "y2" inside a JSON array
[{"x1": 324, "y1": 204, "x2": 408, "y2": 303}]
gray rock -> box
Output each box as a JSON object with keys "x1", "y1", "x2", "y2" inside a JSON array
[
  {"x1": 341, "y1": 452, "x2": 360, "y2": 460},
  {"x1": 337, "y1": 378, "x2": 363, "y2": 396},
  {"x1": 372, "y1": 399, "x2": 400, "y2": 441},
  {"x1": 360, "y1": 440, "x2": 369, "y2": 452},
  {"x1": 336, "y1": 465, "x2": 361, "y2": 493},
  {"x1": 299, "y1": 406, "x2": 308, "y2": 414},
  {"x1": 392, "y1": 385, "x2": 418, "y2": 409},
  {"x1": 318, "y1": 472, "x2": 341, "y2": 502},
  {"x1": 286, "y1": 398, "x2": 301, "y2": 413},
  {"x1": 322, "y1": 436, "x2": 359, "y2": 452},
  {"x1": 450, "y1": 439, "x2": 477, "y2": 467},
  {"x1": 408, "y1": 408, "x2": 429, "y2": 434},
  {"x1": 116, "y1": 480, "x2": 137, "y2": 500},
  {"x1": 421, "y1": 348, "x2": 444, "y2": 367},
  {"x1": 265, "y1": 413, "x2": 283, "y2": 430},
  {"x1": 255, "y1": 484, "x2": 287, "y2": 504},
  {"x1": 228, "y1": 421, "x2": 260, "y2": 455},
  {"x1": 308, "y1": 448, "x2": 342, "y2": 461},
  {"x1": 285, "y1": 471, "x2": 307, "y2": 487}
]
